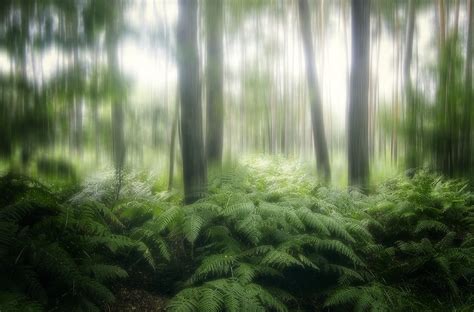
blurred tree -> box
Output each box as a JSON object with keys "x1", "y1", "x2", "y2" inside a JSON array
[
  {"x1": 404, "y1": 0, "x2": 417, "y2": 170},
  {"x1": 461, "y1": 0, "x2": 473, "y2": 176},
  {"x1": 105, "y1": 0, "x2": 126, "y2": 197},
  {"x1": 177, "y1": 0, "x2": 207, "y2": 204},
  {"x1": 205, "y1": 0, "x2": 224, "y2": 167},
  {"x1": 348, "y1": 0, "x2": 370, "y2": 190},
  {"x1": 168, "y1": 91, "x2": 180, "y2": 192},
  {"x1": 297, "y1": 0, "x2": 331, "y2": 183}
]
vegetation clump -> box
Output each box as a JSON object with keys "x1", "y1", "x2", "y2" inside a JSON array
[{"x1": 1, "y1": 160, "x2": 473, "y2": 311}]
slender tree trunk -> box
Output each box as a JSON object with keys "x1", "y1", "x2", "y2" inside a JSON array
[
  {"x1": 438, "y1": 0, "x2": 446, "y2": 47},
  {"x1": 205, "y1": 0, "x2": 224, "y2": 166},
  {"x1": 168, "y1": 98, "x2": 179, "y2": 192},
  {"x1": 112, "y1": 101, "x2": 125, "y2": 179},
  {"x1": 348, "y1": 0, "x2": 370, "y2": 191},
  {"x1": 454, "y1": 0, "x2": 461, "y2": 38},
  {"x1": 405, "y1": 0, "x2": 417, "y2": 169},
  {"x1": 106, "y1": 3, "x2": 126, "y2": 199},
  {"x1": 177, "y1": 0, "x2": 207, "y2": 204},
  {"x1": 436, "y1": 0, "x2": 454, "y2": 176},
  {"x1": 297, "y1": 0, "x2": 331, "y2": 182},
  {"x1": 461, "y1": 0, "x2": 473, "y2": 174}
]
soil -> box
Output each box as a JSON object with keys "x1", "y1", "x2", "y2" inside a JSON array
[{"x1": 105, "y1": 288, "x2": 168, "y2": 312}]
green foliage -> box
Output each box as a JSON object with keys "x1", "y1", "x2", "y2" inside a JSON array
[
  {"x1": 2, "y1": 159, "x2": 474, "y2": 311},
  {"x1": 159, "y1": 161, "x2": 473, "y2": 311},
  {"x1": 325, "y1": 282, "x2": 423, "y2": 312},
  {"x1": 327, "y1": 170, "x2": 474, "y2": 311},
  {"x1": 154, "y1": 160, "x2": 370, "y2": 311},
  {"x1": 0, "y1": 174, "x2": 149, "y2": 311}
]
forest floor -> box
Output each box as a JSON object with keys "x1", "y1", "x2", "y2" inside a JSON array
[
  {"x1": 1, "y1": 156, "x2": 473, "y2": 311},
  {"x1": 107, "y1": 288, "x2": 168, "y2": 312}
]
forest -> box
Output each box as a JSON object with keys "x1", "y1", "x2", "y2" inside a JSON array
[{"x1": 0, "y1": 0, "x2": 473, "y2": 311}]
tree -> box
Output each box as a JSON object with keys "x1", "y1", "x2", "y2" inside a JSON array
[
  {"x1": 297, "y1": 0, "x2": 331, "y2": 182},
  {"x1": 105, "y1": 1, "x2": 126, "y2": 198},
  {"x1": 461, "y1": 0, "x2": 473, "y2": 174},
  {"x1": 404, "y1": 0, "x2": 417, "y2": 169},
  {"x1": 205, "y1": 0, "x2": 224, "y2": 167},
  {"x1": 168, "y1": 94, "x2": 179, "y2": 191},
  {"x1": 177, "y1": 0, "x2": 207, "y2": 204},
  {"x1": 348, "y1": 0, "x2": 370, "y2": 190}
]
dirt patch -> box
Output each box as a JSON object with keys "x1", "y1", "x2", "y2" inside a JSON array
[{"x1": 105, "y1": 288, "x2": 168, "y2": 312}]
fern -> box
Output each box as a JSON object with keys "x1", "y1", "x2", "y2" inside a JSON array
[
  {"x1": 0, "y1": 292, "x2": 43, "y2": 312},
  {"x1": 326, "y1": 283, "x2": 424, "y2": 312},
  {"x1": 82, "y1": 264, "x2": 128, "y2": 283},
  {"x1": 261, "y1": 249, "x2": 303, "y2": 269},
  {"x1": 190, "y1": 254, "x2": 236, "y2": 282},
  {"x1": 0, "y1": 175, "x2": 129, "y2": 311},
  {"x1": 183, "y1": 214, "x2": 205, "y2": 243},
  {"x1": 155, "y1": 205, "x2": 182, "y2": 232},
  {"x1": 312, "y1": 239, "x2": 364, "y2": 266},
  {"x1": 415, "y1": 220, "x2": 449, "y2": 234}
]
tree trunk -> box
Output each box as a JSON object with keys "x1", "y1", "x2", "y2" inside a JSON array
[
  {"x1": 205, "y1": 0, "x2": 224, "y2": 166},
  {"x1": 297, "y1": 0, "x2": 331, "y2": 182},
  {"x1": 106, "y1": 3, "x2": 126, "y2": 199},
  {"x1": 404, "y1": 0, "x2": 417, "y2": 169},
  {"x1": 168, "y1": 95, "x2": 179, "y2": 191},
  {"x1": 454, "y1": 0, "x2": 461, "y2": 38},
  {"x1": 438, "y1": 0, "x2": 446, "y2": 47},
  {"x1": 177, "y1": 0, "x2": 207, "y2": 204},
  {"x1": 348, "y1": 0, "x2": 370, "y2": 191},
  {"x1": 461, "y1": 0, "x2": 473, "y2": 174}
]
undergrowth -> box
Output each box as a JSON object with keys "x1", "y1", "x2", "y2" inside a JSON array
[{"x1": 0, "y1": 158, "x2": 473, "y2": 311}]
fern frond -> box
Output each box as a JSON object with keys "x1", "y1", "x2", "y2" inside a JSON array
[
  {"x1": 415, "y1": 220, "x2": 449, "y2": 234},
  {"x1": 234, "y1": 263, "x2": 257, "y2": 284},
  {"x1": 155, "y1": 206, "x2": 182, "y2": 232},
  {"x1": 0, "y1": 292, "x2": 43, "y2": 312},
  {"x1": 183, "y1": 214, "x2": 205, "y2": 243},
  {"x1": 197, "y1": 288, "x2": 223, "y2": 312},
  {"x1": 313, "y1": 239, "x2": 364, "y2": 265},
  {"x1": 325, "y1": 287, "x2": 359, "y2": 306},
  {"x1": 248, "y1": 284, "x2": 288, "y2": 312},
  {"x1": 235, "y1": 214, "x2": 262, "y2": 245},
  {"x1": 261, "y1": 249, "x2": 302, "y2": 269},
  {"x1": 167, "y1": 288, "x2": 198, "y2": 312},
  {"x1": 317, "y1": 214, "x2": 355, "y2": 242},
  {"x1": 223, "y1": 201, "x2": 254, "y2": 218},
  {"x1": 190, "y1": 254, "x2": 236, "y2": 282},
  {"x1": 82, "y1": 264, "x2": 128, "y2": 282},
  {"x1": 295, "y1": 208, "x2": 330, "y2": 235},
  {"x1": 435, "y1": 232, "x2": 456, "y2": 249}
]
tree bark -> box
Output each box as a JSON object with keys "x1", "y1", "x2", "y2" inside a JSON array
[
  {"x1": 297, "y1": 0, "x2": 331, "y2": 182},
  {"x1": 461, "y1": 0, "x2": 473, "y2": 173},
  {"x1": 404, "y1": 0, "x2": 417, "y2": 169},
  {"x1": 205, "y1": 0, "x2": 224, "y2": 166},
  {"x1": 438, "y1": 0, "x2": 446, "y2": 47},
  {"x1": 177, "y1": 0, "x2": 207, "y2": 204},
  {"x1": 106, "y1": 2, "x2": 126, "y2": 199},
  {"x1": 168, "y1": 95, "x2": 179, "y2": 191},
  {"x1": 348, "y1": 0, "x2": 370, "y2": 191}
]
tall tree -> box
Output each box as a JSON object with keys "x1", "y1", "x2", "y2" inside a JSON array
[
  {"x1": 348, "y1": 0, "x2": 370, "y2": 190},
  {"x1": 404, "y1": 0, "x2": 417, "y2": 169},
  {"x1": 168, "y1": 94, "x2": 179, "y2": 191},
  {"x1": 461, "y1": 0, "x2": 473, "y2": 174},
  {"x1": 177, "y1": 0, "x2": 207, "y2": 204},
  {"x1": 438, "y1": 0, "x2": 446, "y2": 47},
  {"x1": 205, "y1": 0, "x2": 224, "y2": 166},
  {"x1": 106, "y1": 1, "x2": 126, "y2": 198},
  {"x1": 297, "y1": 0, "x2": 331, "y2": 182}
]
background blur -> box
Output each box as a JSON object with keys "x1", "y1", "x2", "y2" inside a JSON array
[{"x1": 0, "y1": 0, "x2": 472, "y2": 187}]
